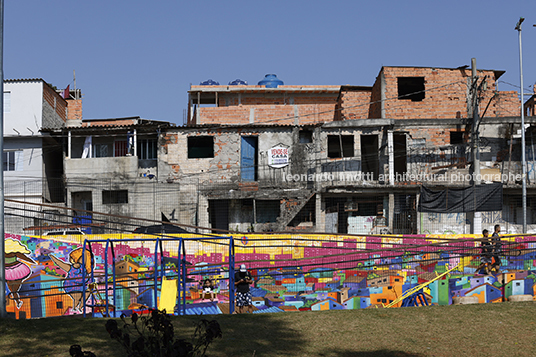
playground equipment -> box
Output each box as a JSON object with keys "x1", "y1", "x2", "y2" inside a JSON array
[
  {"x1": 158, "y1": 276, "x2": 178, "y2": 312},
  {"x1": 401, "y1": 291, "x2": 429, "y2": 307},
  {"x1": 86, "y1": 282, "x2": 115, "y2": 317},
  {"x1": 383, "y1": 263, "x2": 462, "y2": 308},
  {"x1": 80, "y1": 236, "x2": 235, "y2": 318}
]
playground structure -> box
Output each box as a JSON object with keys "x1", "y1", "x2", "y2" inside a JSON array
[
  {"x1": 4, "y1": 231, "x2": 536, "y2": 319},
  {"x1": 383, "y1": 263, "x2": 461, "y2": 308}
]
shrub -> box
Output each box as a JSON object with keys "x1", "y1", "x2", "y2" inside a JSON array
[
  {"x1": 69, "y1": 344, "x2": 96, "y2": 357},
  {"x1": 105, "y1": 309, "x2": 222, "y2": 357}
]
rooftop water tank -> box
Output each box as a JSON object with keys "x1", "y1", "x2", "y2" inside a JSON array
[
  {"x1": 229, "y1": 79, "x2": 248, "y2": 85},
  {"x1": 200, "y1": 79, "x2": 220, "y2": 85},
  {"x1": 258, "y1": 74, "x2": 284, "y2": 88}
]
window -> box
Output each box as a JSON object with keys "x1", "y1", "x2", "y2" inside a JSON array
[
  {"x1": 450, "y1": 131, "x2": 464, "y2": 145},
  {"x1": 3, "y1": 150, "x2": 23, "y2": 171},
  {"x1": 93, "y1": 143, "x2": 109, "y2": 158},
  {"x1": 256, "y1": 200, "x2": 280, "y2": 223},
  {"x1": 393, "y1": 133, "x2": 407, "y2": 178},
  {"x1": 241, "y1": 199, "x2": 254, "y2": 209},
  {"x1": 398, "y1": 77, "x2": 425, "y2": 101},
  {"x1": 4, "y1": 92, "x2": 10, "y2": 113},
  {"x1": 361, "y1": 135, "x2": 379, "y2": 180},
  {"x1": 299, "y1": 130, "x2": 313, "y2": 144},
  {"x1": 188, "y1": 136, "x2": 214, "y2": 158},
  {"x1": 138, "y1": 139, "x2": 157, "y2": 159},
  {"x1": 102, "y1": 190, "x2": 128, "y2": 204},
  {"x1": 327, "y1": 135, "x2": 354, "y2": 158},
  {"x1": 56, "y1": 301, "x2": 63, "y2": 309}
]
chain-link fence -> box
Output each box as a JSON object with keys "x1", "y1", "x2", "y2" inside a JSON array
[{"x1": 5, "y1": 196, "x2": 536, "y2": 319}]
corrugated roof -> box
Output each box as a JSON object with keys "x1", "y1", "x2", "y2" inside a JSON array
[
  {"x1": 4, "y1": 78, "x2": 44, "y2": 83},
  {"x1": 42, "y1": 117, "x2": 175, "y2": 132}
]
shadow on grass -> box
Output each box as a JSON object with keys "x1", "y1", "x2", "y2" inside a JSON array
[
  {"x1": 1, "y1": 312, "x2": 306, "y2": 357},
  {"x1": 318, "y1": 349, "x2": 426, "y2": 357},
  {"x1": 203, "y1": 313, "x2": 306, "y2": 356},
  {"x1": 0, "y1": 316, "x2": 124, "y2": 357}
]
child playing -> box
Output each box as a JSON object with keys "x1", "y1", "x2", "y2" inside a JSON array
[{"x1": 200, "y1": 278, "x2": 216, "y2": 302}]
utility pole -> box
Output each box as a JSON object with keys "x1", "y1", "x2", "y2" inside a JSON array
[
  {"x1": 0, "y1": 0, "x2": 6, "y2": 318},
  {"x1": 516, "y1": 17, "x2": 527, "y2": 233},
  {"x1": 471, "y1": 58, "x2": 481, "y2": 234},
  {"x1": 471, "y1": 58, "x2": 481, "y2": 186}
]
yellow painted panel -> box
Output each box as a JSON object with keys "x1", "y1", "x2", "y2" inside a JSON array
[{"x1": 158, "y1": 277, "x2": 178, "y2": 313}]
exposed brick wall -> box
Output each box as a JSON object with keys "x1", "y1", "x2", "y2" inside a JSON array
[
  {"x1": 43, "y1": 82, "x2": 67, "y2": 124},
  {"x1": 494, "y1": 91, "x2": 520, "y2": 117},
  {"x1": 188, "y1": 67, "x2": 521, "y2": 126},
  {"x1": 406, "y1": 127, "x2": 454, "y2": 147},
  {"x1": 370, "y1": 77, "x2": 382, "y2": 119},
  {"x1": 197, "y1": 101, "x2": 336, "y2": 125},
  {"x1": 66, "y1": 99, "x2": 82, "y2": 121},
  {"x1": 338, "y1": 89, "x2": 372, "y2": 120},
  {"x1": 379, "y1": 67, "x2": 519, "y2": 120},
  {"x1": 191, "y1": 85, "x2": 339, "y2": 125}
]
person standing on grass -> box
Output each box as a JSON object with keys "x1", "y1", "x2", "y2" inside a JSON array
[
  {"x1": 234, "y1": 264, "x2": 253, "y2": 314},
  {"x1": 491, "y1": 224, "x2": 502, "y2": 273},
  {"x1": 475, "y1": 229, "x2": 493, "y2": 275}
]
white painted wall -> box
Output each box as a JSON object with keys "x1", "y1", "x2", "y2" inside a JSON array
[
  {"x1": 4, "y1": 80, "x2": 43, "y2": 137},
  {"x1": 2, "y1": 80, "x2": 45, "y2": 199},
  {"x1": 3, "y1": 137, "x2": 43, "y2": 196}
]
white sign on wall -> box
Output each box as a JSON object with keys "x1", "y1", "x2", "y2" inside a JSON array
[{"x1": 268, "y1": 145, "x2": 289, "y2": 168}]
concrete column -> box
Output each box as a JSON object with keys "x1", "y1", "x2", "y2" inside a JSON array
[
  {"x1": 67, "y1": 130, "x2": 71, "y2": 158},
  {"x1": 470, "y1": 211, "x2": 482, "y2": 235},
  {"x1": 388, "y1": 130, "x2": 394, "y2": 185},
  {"x1": 133, "y1": 129, "x2": 137, "y2": 157},
  {"x1": 316, "y1": 193, "x2": 325, "y2": 232},
  {"x1": 416, "y1": 193, "x2": 421, "y2": 234},
  {"x1": 196, "y1": 93, "x2": 200, "y2": 124},
  {"x1": 198, "y1": 195, "x2": 210, "y2": 234},
  {"x1": 188, "y1": 93, "x2": 193, "y2": 123},
  {"x1": 249, "y1": 108, "x2": 255, "y2": 124},
  {"x1": 388, "y1": 193, "x2": 395, "y2": 232}
]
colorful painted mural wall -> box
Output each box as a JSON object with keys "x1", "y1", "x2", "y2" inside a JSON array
[{"x1": 3, "y1": 232, "x2": 536, "y2": 318}]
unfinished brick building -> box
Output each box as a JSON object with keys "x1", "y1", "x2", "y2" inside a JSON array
[{"x1": 163, "y1": 66, "x2": 532, "y2": 235}]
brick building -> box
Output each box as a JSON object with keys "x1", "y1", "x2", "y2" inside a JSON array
[
  {"x1": 6, "y1": 66, "x2": 532, "y2": 236},
  {"x1": 161, "y1": 66, "x2": 533, "y2": 235}
]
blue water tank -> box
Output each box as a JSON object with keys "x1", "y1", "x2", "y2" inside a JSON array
[
  {"x1": 229, "y1": 79, "x2": 248, "y2": 85},
  {"x1": 200, "y1": 79, "x2": 220, "y2": 85},
  {"x1": 258, "y1": 74, "x2": 284, "y2": 88}
]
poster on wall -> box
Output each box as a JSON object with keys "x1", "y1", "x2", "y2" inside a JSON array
[{"x1": 268, "y1": 145, "x2": 289, "y2": 168}]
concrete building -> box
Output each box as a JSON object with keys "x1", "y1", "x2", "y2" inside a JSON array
[
  {"x1": 2, "y1": 79, "x2": 80, "y2": 233},
  {"x1": 6, "y1": 66, "x2": 533, "y2": 236},
  {"x1": 46, "y1": 116, "x2": 178, "y2": 233},
  {"x1": 161, "y1": 68, "x2": 531, "y2": 235}
]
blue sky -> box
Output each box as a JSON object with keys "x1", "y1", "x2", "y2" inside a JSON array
[{"x1": 4, "y1": 1, "x2": 536, "y2": 125}]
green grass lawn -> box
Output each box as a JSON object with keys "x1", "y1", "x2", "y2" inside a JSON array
[{"x1": 1, "y1": 302, "x2": 535, "y2": 357}]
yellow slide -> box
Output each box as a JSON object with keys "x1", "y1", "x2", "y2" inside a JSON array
[{"x1": 158, "y1": 276, "x2": 178, "y2": 313}]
